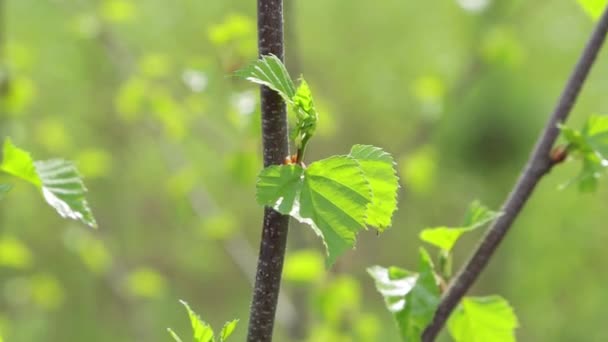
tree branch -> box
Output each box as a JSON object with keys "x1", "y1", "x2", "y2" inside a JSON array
[
  {"x1": 422, "y1": 6, "x2": 608, "y2": 341},
  {"x1": 247, "y1": 0, "x2": 291, "y2": 341}
]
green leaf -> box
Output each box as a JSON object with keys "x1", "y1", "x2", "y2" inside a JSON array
[
  {"x1": 283, "y1": 249, "x2": 325, "y2": 283},
  {"x1": 291, "y1": 78, "x2": 318, "y2": 154},
  {"x1": 447, "y1": 296, "x2": 518, "y2": 342},
  {"x1": 167, "y1": 328, "x2": 184, "y2": 342},
  {"x1": 419, "y1": 201, "x2": 501, "y2": 252},
  {"x1": 256, "y1": 155, "x2": 372, "y2": 266},
  {"x1": 559, "y1": 114, "x2": 608, "y2": 191},
  {"x1": 1, "y1": 138, "x2": 41, "y2": 186},
  {"x1": 220, "y1": 319, "x2": 239, "y2": 341},
  {"x1": 368, "y1": 248, "x2": 441, "y2": 342},
  {"x1": 235, "y1": 54, "x2": 296, "y2": 101},
  {"x1": 0, "y1": 184, "x2": 11, "y2": 199},
  {"x1": 179, "y1": 300, "x2": 215, "y2": 342},
  {"x1": 577, "y1": 0, "x2": 607, "y2": 20},
  {"x1": 36, "y1": 159, "x2": 97, "y2": 228},
  {"x1": 0, "y1": 138, "x2": 97, "y2": 227},
  {"x1": 349, "y1": 145, "x2": 399, "y2": 230}
]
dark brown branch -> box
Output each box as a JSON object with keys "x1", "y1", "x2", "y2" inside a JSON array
[
  {"x1": 247, "y1": 0, "x2": 291, "y2": 341},
  {"x1": 422, "y1": 6, "x2": 608, "y2": 341}
]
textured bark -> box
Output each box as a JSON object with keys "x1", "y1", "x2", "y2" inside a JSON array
[
  {"x1": 422, "y1": 5, "x2": 608, "y2": 341},
  {"x1": 247, "y1": 0, "x2": 290, "y2": 341}
]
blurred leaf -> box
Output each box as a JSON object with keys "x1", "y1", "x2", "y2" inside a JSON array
[
  {"x1": 115, "y1": 76, "x2": 147, "y2": 120},
  {"x1": 0, "y1": 236, "x2": 32, "y2": 269},
  {"x1": 139, "y1": 54, "x2": 171, "y2": 79},
  {"x1": 559, "y1": 114, "x2": 608, "y2": 191},
  {"x1": 448, "y1": 296, "x2": 518, "y2": 342},
  {"x1": 283, "y1": 249, "x2": 325, "y2": 283},
  {"x1": 71, "y1": 13, "x2": 101, "y2": 38},
  {"x1": 3, "y1": 76, "x2": 36, "y2": 115},
  {"x1": 420, "y1": 201, "x2": 501, "y2": 252},
  {"x1": 412, "y1": 76, "x2": 445, "y2": 116},
  {"x1": 149, "y1": 89, "x2": 187, "y2": 141},
  {"x1": 125, "y1": 267, "x2": 166, "y2": 298},
  {"x1": 62, "y1": 227, "x2": 111, "y2": 274},
  {"x1": 235, "y1": 54, "x2": 296, "y2": 101},
  {"x1": 481, "y1": 27, "x2": 526, "y2": 67},
  {"x1": 400, "y1": 146, "x2": 436, "y2": 194},
  {"x1": 577, "y1": 0, "x2": 608, "y2": 20},
  {"x1": 200, "y1": 213, "x2": 237, "y2": 241},
  {"x1": 100, "y1": 0, "x2": 135, "y2": 23},
  {"x1": 317, "y1": 276, "x2": 361, "y2": 324},
  {"x1": 179, "y1": 300, "x2": 214, "y2": 342},
  {"x1": 76, "y1": 148, "x2": 112, "y2": 178},
  {"x1": 349, "y1": 145, "x2": 399, "y2": 230},
  {"x1": 35, "y1": 118, "x2": 71, "y2": 153},
  {"x1": 219, "y1": 319, "x2": 239, "y2": 341},
  {"x1": 166, "y1": 166, "x2": 198, "y2": 199},
  {"x1": 256, "y1": 156, "x2": 371, "y2": 266},
  {"x1": 369, "y1": 249, "x2": 440, "y2": 341},
  {"x1": 209, "y1": 14, "x2": 254, "y2": 45},
  {"x1": 0, "y1": 184, "x2": 11, "y2": 199},
  {"x1": 1, "y1": 138, "x2": 41, "y2": 186},
  {"x1": 30, "y1": 273, "x2": 64, "y2": 311}
]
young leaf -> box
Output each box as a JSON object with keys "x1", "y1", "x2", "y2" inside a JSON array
[
  {"x1": 349, "y1": 145, "x2": 399, "y2": 230},
  {"x1": 291, "y1": 78, "x2": 318, "y2": 157},
  {"x1": 0, "y1": 139, "x2": 97, "y2": 227},
  {"x1": 576, "y1": 0, "x2": 607, "y2": 20},
  {"x1": 0, "y1": 184, "x2": 11, "y2": 199},
  {"x1": 35, "y1": 159, "x2": 97, "y2": 228},
  {"x1": 559, "y1": 114, "x2": 608, "y2": 191},
  {"x1": 0, "y1": 138, "x2": 41, "y2": 186},
  {"x1": 447, "y1": 296, "x2": 518, "y2": 342},
  {"x1": 220, "y1": 319, "x2": 239, "y2": 342},
  {"x1": 368, "y1": 248, "x2": 441, "y2": 342},
  {"x1": 419, "y1": 201, "x2": 501, "y2": 252},
  {"x1": 178, "y1": 300, "x2": 215, "y2": 342},
  {"x1": 256, "y1": 155, "x2": 372, "y2": 266},
  {"x1": 235, "y1": 54, "x2": 296, "y2": 101}
]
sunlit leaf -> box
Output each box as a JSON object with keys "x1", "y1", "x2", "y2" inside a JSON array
[
  {"x1": 367, "y1": 265, "x2": 417, "y2": 313},
  {"x1": 220, "y1": 319, "x2": 239, "y2": 341},
  {"x1": 235, "y1": 54, "x2": 296, "y2": 101},
  {"x1": 420, "y1": 201, "x2": 501, "y2": 252},
  {"x1": 283, "y1": 249, "x2": 325, "y2": 283},
  {"x1": 577, "y1": 0, "x2": 608, "y2": 20},
  {"x1": 126, "y1": 268, "x2": 166, "y2": 299},
  {"x1": 448, "y1": 296, "x2": 518, "y2": 342},
  {"x1": 179, "y1": 300, "x2": 215, "y2": 342},
  {"x1": 256, "y1": 156, "x2": 371, "y2": 266},
  {"x1": 100, "y1": 0, "x2": 135, "y2": 23},
  {"x1": 1, "y1": 138, "x2": 41, "y2": 186},
  {"x1": 349, "y1": 145, "x2": 399, "y2": 230}
]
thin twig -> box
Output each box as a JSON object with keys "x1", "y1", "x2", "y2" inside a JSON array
[
  {"x1": 422, "y1": 5, "x2": 608, "y2": 341},
  {"x1": 247, "y1": 0, "x2": 291, "y2": 341}
]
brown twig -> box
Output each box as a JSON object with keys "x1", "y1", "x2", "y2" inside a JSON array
[{"x1": 422, "y1": 5, "x2": 608, "y2": 340}]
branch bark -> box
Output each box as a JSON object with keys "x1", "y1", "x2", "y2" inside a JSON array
[
  {"x1": 247, "y1": 0, "x2": 291, "y2": 341},
  {"x1": 422, "y1": 6, "x2": 608, "y2": 341}
]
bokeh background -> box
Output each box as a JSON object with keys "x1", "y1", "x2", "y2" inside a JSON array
[{"x1": 0, "y1": 0, "x2": 607, "y2": 341}]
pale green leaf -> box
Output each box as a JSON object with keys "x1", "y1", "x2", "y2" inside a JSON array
[
  {"x1": 577, "y1": 0, "x2": 607, "y2": 20},
  {"x1": 220, "y1": 319, "x2": 239, "y2": 341},
  {"x1": 256, "y1": 156, "x2": 371, "y2": 266},
  {"x1": 35, "y1": 159, "x2": 97, "y2": 228},
  {"x1": 0, "y1": 184, "x2": 11, "y2": 199},
  {"x1": 368, "y1": 249, "x2": 440, "y2": 342},
  {"x1": 1, "y1": 138, "x2": 41, "y2": 186},
  {"x1": 420, "y1": 201, "x2": 501, "y2": 252},
  {"x1": 350, "y1": 145, "x2": 399, "y2": 230},
  {"x1": 235, "y1": 54, "x2": 296, "y2": 101},
  {"x1": 167, "y1": 328, "x2": 184, "y2": 342},
  {"x1": 179, "y1": 300, "x2": 215, "y2": 342},
  {"x1": 448, "y1": 296, "x2": 518, "y2": 342},
  {"x1": 283, "y1": 249, "x2": 325, "y2": 283}
]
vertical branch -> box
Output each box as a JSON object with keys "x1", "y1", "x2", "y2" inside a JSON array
[
  {"x1": 422, "y1": 5, "x2": 608, "y2": 341},
  {"x1": 247, "y1": 0, "x2": 290, "y2": 341}
]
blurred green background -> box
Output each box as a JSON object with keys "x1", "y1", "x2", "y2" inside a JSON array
[{"x1": 0, "y1": 0, "x2": 607, "y2": 341}]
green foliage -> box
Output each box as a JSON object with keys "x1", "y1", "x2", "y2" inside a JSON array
[
  {"x1": 577, "y1": 0, "x2": 607, "y2": 20},
  {"x1": 559, "y1": 114, "x2": 608, "y2": 191},
  {"x1": 283, "y1": 249, "x2": 325, "y2": 284},
  {"x1": 419, "y1": 201, "x2": 502, "y2": 252},
  {"x1": 368, "y1": 249, "x2": 440, "y2": 342},
  {"x1": 168, "y1": 300, "x2": 238, "y2": 342},
  {"x1": 448, "y1": 296, "x2": 518, "y2": 342},
  {"x1": 0, "y1": 138, "x2": 97, "y2": 227}
]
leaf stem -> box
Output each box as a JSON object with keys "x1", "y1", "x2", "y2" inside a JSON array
[
  {"x1": 422, "y1": 5, "x2": 608, "y2": 341},
  {"x1": 247, "y1": 0, "x2": 291, "y2": 341}
]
